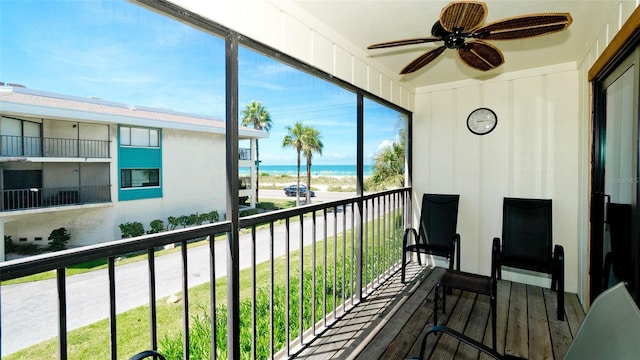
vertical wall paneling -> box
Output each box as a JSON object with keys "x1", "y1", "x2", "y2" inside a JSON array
[
  {"x1": 414, "y1": 67, "x2": 580, "y2": 288},
  {"x1": 311, "y1": 31, "x2": 333, "y2": 74},
  {"x1": 455, "y1": 86, "x2": 481, "y2": 272}
]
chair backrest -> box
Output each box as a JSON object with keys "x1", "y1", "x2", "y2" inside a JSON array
[
  {"x1": 501, "y1": 198, "x2": 552, "y2": 273},
  {"x1": 563, "y1": 282, "x2": 640, "y2": 360},
  {"x1": 418, "y1": 194, "x2": 459, "y2": 248},
  {"x1": 607, "y1": 202, "x2": 632, "y2": 280}
]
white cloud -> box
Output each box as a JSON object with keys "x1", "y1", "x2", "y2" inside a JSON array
[{"x1": 376, "y1": 139, "x2": 394, "y2": 151}]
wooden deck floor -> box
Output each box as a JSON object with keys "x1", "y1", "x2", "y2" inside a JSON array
[{"x1": 292, "y1": 265, "x2": 585, "y2": 360}]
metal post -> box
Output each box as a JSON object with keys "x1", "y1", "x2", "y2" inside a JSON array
[
  {"x1": 225, "y1": 31, "x2": 240, "y2": 360},
  {"x1": 356, "y1": 92, "x2": 364, "y2": 301}
]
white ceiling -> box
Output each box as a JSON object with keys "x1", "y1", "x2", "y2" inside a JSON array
[{"x1": 292, "y1": 0, "x2": 621, "y2": 89}]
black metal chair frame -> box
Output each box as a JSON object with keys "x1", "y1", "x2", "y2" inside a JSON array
[
  {"x1": 401, "y1": 194, "x2": 461, "y2": 283},
  {"x1": 493, "y1": 197, "x2": 564, "y2": 320},
  {"x1": 129, "y1": 350, "x2": 167, "y2": 360}
]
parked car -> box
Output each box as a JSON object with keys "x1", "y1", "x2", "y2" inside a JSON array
[{"x1": 283, "y1": 184, "x2": 315, "y2": 197}]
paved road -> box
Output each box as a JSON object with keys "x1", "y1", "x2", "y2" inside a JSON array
[{"x1": 1, "y1": 190, "x2": 360, "y2": 355}]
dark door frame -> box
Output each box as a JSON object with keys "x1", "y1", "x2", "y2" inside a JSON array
[{"x1": 590, "y1": 10, "x2": 640, "y2": 304}]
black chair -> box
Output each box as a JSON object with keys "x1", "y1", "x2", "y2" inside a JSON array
[
  {"x1": 603, "y1": 203, "x2": 632, "y2": 290},
  {"x1": 401, "y1": 194, "x2": 460, "y2": 283},
  {"x1": 129, "y1": 350, "x2": 166, "y2": 360},
  {"x1": 493, "y1": 197, "x2": 564, "y2": 320}
]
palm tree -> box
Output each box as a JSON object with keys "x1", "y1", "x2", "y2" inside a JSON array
[
  {"x1": 302, "y1": 126, "x2": 323, "y2": 204},
  {"x1": 366, "y1": 118, "x2": 406, "y2": 191},
  {"x1": 367, "y1": 141, "x2": 405, "y2": 190},
  {"x1": 241, "y1": 101, "x2": 272, "y2": 203},
  {"x1": 282, "y1": 122, "x2": 305, "y2": 206}
]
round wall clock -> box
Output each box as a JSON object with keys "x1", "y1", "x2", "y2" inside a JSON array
[{"x1": 467, "y1": 107, "x2": 497, "y2": 135}]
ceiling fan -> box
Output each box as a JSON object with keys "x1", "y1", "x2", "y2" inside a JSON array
[{"x1": 367, "y1": 1, "x2": 572, "y2": 74}]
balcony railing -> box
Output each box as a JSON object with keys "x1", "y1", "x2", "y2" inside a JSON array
[
  {"x1": 0, "y1": 188, "x2": 410, "y2": 359},
  {"x1": 239, "y1": 147, "x2": 251, "y2": 160},
  {"x1": 0, "y1": 135, "x2": 110, "y2": 158},
  {"x1": 1, "y1": 185, "x2": 111, "y2": 211}
]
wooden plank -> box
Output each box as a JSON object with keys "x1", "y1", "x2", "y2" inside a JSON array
[
  {"x1": 527, "y1": 285, "x2": 553, "y2": 360},
  {"x1": 455, "y1": 290, "x2": 491, "y2": 359},
  {"x1": 291, "y1": 269, "x2": 586, "y2": 360},
  {"x1": 480, "y1": 280, "x2": 511, "y2": 360},
  {"x1": 504, "y1": 282, "x2": 528, "y2": 358},
  {"x1": 430, "y1": 290, "x2": 476, "y2": 359},
  {"x1": 407, "y1": 286, "x2": 464, "y2": 359},
  {"x1": 358, "y1": 267, "x2": 444, "y2": 360},
  {"x1": 299, "y1": 265, "x2": 433, "y2": 359},
  {"x1": 563, "y1": 292, "x2": 585, "y2": 336},
  {"x1": 543, "y1": 288, "x2": 574, "y2": 360}
]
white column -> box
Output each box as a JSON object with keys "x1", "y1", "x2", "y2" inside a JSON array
[{"x1": 250, "y1": 138, "x2": 257, "y2": 208}]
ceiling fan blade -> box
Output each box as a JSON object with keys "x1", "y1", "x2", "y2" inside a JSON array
[
  {"x1": 367, "y1": 37, "x2": 441, "y2": 49},
  {"x1": 400, "y1": 46, "x2": 446, "y2": 74},
  {"x1": 440, "y1": 1, "x2": 487, "y2": 33},
  {"x1": 431, "y1": 21, "x2": 451, "y2": 38},
  {"x1": 476, "y1": 13, "x2": 572, "y2": 40},
  {"x1": 457, "y1": 40, "x2": 504, "y2": 71}
]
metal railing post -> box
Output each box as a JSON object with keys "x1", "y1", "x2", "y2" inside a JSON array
[{"x1": 225, "y1": 30, "x2": 241, "y2": 360}]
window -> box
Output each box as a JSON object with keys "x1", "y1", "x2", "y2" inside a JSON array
[
  {"x1": 120, "y1": 126, "x2": 159, "y2": 147},
  {"x1": 121, "y1": 169, "x2": 159, "y2": 188}
]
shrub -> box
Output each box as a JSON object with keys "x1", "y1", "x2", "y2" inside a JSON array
[
  {"x1": 13, "y1": 242, "x2": 41, "y2": 255},
  {"x1": 4, "y1": 235, "x2": 16, "y2": 253},
  {"x1": 148, "y1": 219, "x2": 165, "y2": 234},
  {"x1": 48, "y1": 227, "x2": 70, "y2": 251},
  {"x1": 186, "y1": 213, "x2": 199, "y2": 227},
  {"x1": 239, "y1": 208, "x2": 260, "y2": 217},
  {"x1": 167, "y1": 216, "x2": 180, "y2": 231},
  {"x1": 175, "y1": 215, "x2": 188, "y2": 228},
  {"x1": 119, "y1": 222, "x2": 145, "y2": 238}
]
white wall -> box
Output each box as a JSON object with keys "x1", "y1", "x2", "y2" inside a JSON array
[{"x1": 413, "y1": 63, "x2": 581, "y2": 293}]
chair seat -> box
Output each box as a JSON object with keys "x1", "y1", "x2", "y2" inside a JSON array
[{"x1": 438, "y1": 269, "x2": 493, "y2": 296}]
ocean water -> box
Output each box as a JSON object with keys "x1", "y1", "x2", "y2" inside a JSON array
[{"x1": 240, "y1": 164, "x2": 372, "y2": 177}]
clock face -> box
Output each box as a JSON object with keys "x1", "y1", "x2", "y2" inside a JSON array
[{"x1": 467, "y1": 108, "x2": 497, "y2": 135}]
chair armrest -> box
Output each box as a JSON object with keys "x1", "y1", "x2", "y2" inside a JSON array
[
  {"x1": 553, "y1": 244, "x2": 564, "y2": 266},
  {"x1": 129, "y1": 350, "x2": 167, "y2": 360},
  {"x1": 492, "y1": 237, "x2": 501, "y2": 279},
  {"x1": 417, "y1": 325, "x2": 504, "y2": 360},
  {"x1": 453, "y1": 233, "x2": 461, "y2": 271},
  {"x1": 403, "y1": 228, "x2": 419, "y2": 246}
]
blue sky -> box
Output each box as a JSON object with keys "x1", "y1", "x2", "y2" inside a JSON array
[{"x1": 0, "y1": 0, "x2": 405, "y2": 165}]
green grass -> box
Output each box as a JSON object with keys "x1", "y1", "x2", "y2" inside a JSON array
[{"x1": 4, "y1": 211, "x2": 403, "y2": 359}]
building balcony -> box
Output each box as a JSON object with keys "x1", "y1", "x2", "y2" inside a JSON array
[
  {"x1": 0, "y1": 135, "x2": 110, "y2": 159},
  {"x1": 1, "y1": 185, "x2": 111, "y2": 212},
  {"x1": 1, "y1": 189, "x2": 407, "y2": 358},
  {"x1": 239, "y1": 147, "x2": 251, "y2": 161},
  {"x1": 0, "y1": 188, "x2": 585, "y2": 359}
]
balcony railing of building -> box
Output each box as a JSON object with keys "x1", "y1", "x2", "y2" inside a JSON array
[
  {"x1": 0, "y1": 135, "x2": 110, "y2": 158},
  {"x1": 0, "y1": 187, "x2": 410, "y2": 359},
  {"x1": 239, "y1": 147, "x2": 251, "y2": 160},
  {"x1": 1, "y1": 185, "x2": 111, "y2": 212}
]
